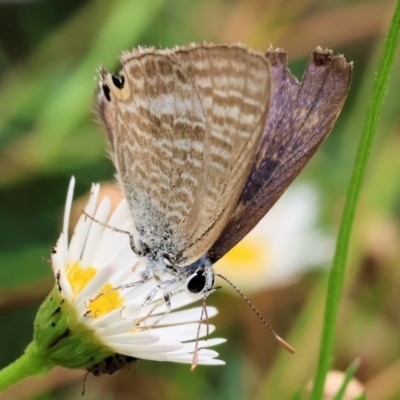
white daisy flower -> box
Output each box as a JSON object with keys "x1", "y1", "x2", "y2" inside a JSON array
[
  {"x1": 215, "y1": 183, "x2": 333, "y2": 293},
  {"x1": 35, "y1": 177, "x2": 225, "y2": 372}
]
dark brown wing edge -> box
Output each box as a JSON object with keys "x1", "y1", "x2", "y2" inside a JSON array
[{"x1": 208, "y1": 47, "x2": 353, "y2": 263}]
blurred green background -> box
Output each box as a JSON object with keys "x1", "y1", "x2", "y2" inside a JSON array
[{"x1": 0, "y1": 0, "x2": 399, "y2": 399}]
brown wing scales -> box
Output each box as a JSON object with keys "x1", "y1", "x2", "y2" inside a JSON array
[{"x1": 97, "y1": 44, "x2": 271, "y2": 265}]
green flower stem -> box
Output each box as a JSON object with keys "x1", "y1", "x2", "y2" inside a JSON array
[
  {"x1": 0, "y1": 341, "x2": 53, "y2": 393},
  {"x1": 310, "y1": 1, "x2": 400, "y2": 399}
]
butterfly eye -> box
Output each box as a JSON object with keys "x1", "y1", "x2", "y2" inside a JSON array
[
  {"x1": 187, "y1": 270, "x2": 207, "y2": 294},
  {"x1": 111, "y1": 75, "x2": 125, "y2": 89}
]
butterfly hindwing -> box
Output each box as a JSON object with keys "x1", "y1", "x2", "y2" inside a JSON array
[{"x1": 209, "y1": 48, "x2": 352, "y2": 263}]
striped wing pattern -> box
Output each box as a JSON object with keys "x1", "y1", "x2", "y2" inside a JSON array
[{"x1": 97, "y1": 44, "x2": 271, "y2": 265}]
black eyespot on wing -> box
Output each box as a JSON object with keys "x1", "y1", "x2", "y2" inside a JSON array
[
  {"x1": 111, "y1": 75, "x2": 125, "y2": 89},
  {"x1": 208, "y1": 47, "x2": 352, "y2": 263},
  {"x1": 102, "y1": 85, "x2": 111, "y2": 101},
  {"x1": 187, "y1": 270, "x2": 206, "y2": 294}
]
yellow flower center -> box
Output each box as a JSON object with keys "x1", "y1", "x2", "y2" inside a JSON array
[
  {"x1": 65, "y1": 261, "x2": 124, "y2": 318},
  {"x1": 215, "y1": 235, "x2": 273, "y2": 291},
  {"x1": 88, "y1": 283, "x2": 124, "y2": 318},
  {"x1": 222, "y1": 241, "x2": 261, "y2": 270},
  {"x1": 66, "y1": 261, "x2": 96, "y2": 298}
]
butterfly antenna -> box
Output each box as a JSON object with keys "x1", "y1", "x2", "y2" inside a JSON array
[
  {"x1": 214, "y1": 273, "x2": 295, "y2": 354},
  {"x1": 191, "y1": 295, "x2": 209, "y2": 372},
  {"x1": 84, "y1": 280, "x2": 144, "y2": 309}
]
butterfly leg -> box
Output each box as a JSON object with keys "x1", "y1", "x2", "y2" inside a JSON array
[
  {"x1": 82, "y1": 210, "x2": 143, "y2": 255},
  {"x1": 142, "y1": 277, "x2": 183, "y2": 325},
  {"x1": 142, "y1": 278, "x2": 177, "y2": 307}
]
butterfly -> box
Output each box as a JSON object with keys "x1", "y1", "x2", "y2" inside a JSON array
[{"x1": 95, "y1": 43, "x2": 352, "y2": 315}]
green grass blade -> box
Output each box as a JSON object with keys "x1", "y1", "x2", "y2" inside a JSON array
[
  {"x1": 353, "y1": 394, "x2": 367, "y2": 400},
  {"x1": 310, "y1": 1, "x2": 400, "y2": 399},
  {"x1": 292, "y1": 388, "x2": 302, "y2": 400},
  {"x1": 332, "y1": 359, "x2": 360, "y2": 400}
]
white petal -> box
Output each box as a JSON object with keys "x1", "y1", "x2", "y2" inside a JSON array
[
  {"x1": 167, "y1": 355, "x2": 225, "y2": 365},
  {"x1": 81, "y1": 198, "x2": 110, "y2": 267},
  {"x1": 155, "y1": 338, "x2": 226, "y2": 359},
  {"x1": 87, "y1": 308, "x2": 136, "y2": 333},
  {"x1": 67, "y1": 183, "x2": 100, "y2": 263},
  {"x1": 109, "y1": 341, "x2": 183, "y2": 355},
  {"x1": 62, "y1": 177, "x2": 75, "y2": 265},
  {"x1": 143, "y1": 291, "x2": 200, "y2": 316},
  {"x1": 120, "y1": 303, "x2": 142, "y2": 319},
  {"x1": 51, "y1": 234, "x2": 64, "y2": 273},
  {"x1": 102, "y1": 332, "x2": 159, "y2": 345},
  {"x1": 150, "y1": 323, "x2": 216, "y2": 341},
  {"x1": 146, "y1": 307, "x2": 218, "y2": 326}
]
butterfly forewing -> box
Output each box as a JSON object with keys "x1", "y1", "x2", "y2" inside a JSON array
[
  {"x1": 100, "y1": 52, "x2": 207, "y2": 259},
  {"x1": 209, "y1": 48, "x2": 352, "y2": 262},
  {"x1": 172, "y1": 46, "x2": 271, "y2": 263},
  {"x1": 97, "y1": 44, "x2": 271, "y2": 265}
]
